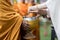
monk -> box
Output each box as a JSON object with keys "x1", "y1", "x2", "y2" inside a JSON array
[
  {"x1": 0, "y1": 0, "x2": 23, "y2": 40},
  {"x1": 13, "y1": 0, "x2": 40, "y2": 40}
]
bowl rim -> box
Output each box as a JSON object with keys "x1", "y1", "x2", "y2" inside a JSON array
[{"x1": 23, "y1": 14, "x2": 40, "y2": 21}]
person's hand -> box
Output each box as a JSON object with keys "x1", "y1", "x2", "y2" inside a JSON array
[
  {"x1": 28, "y1": 6, "x2": 38, "y2": 12},
  {"x1": 28, "y1": 6, "x2": 39, "y2": 17},
  {"x1": 28, "y1": 6, "x2": 48, "y2": 16},
  {"x1": 29, "y1": 10, "x2": 39, "y2": 14},
  {"x1": 38, "y1": 9, "x2": 47, "y2": 15}
]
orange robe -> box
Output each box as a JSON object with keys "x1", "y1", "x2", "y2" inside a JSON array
[
  {"x1": 13, "y1": 2, "x2": 28, "y2": 16},
  {"x1": 0, "y1": 0, "x2": 23, "y2": 40},
  {"x1": 17, "y1": 2, "x2": 28, "y2": 16},
  {"x1": 13, "y1": 3, "x2": 19, "y2": 12}
]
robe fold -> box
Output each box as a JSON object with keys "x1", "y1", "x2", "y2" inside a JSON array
[{"x1": 0, "y1": 0, "x2": 23, "y2": 40}]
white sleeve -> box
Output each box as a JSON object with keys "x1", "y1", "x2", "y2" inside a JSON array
[
  {"x1": 28, "y1": 0, "x2": 51, "y2": 10},
  {"x1": 28, "y1": 2, "x2": 48, "y2": 11},
  {"x1": 37, "y1": 0, "x2": 52, "y2": 9},
  {"x1": 34, "y1": 0, "x2": 51, "y2": 9},
  {"x1": 28, "y1": 6, "x2": 38, "y2": 11},
  {"x1": 36, "y1": 2, "x2": 47, "y2": 9}
]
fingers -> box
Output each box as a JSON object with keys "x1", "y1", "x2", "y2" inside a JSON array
[
  {"x1": 28, "y1": 6, "x2": 38, "y2": 12},
  {"x1": 29, "y1": 10, "x2": 38, "y2": 13}
]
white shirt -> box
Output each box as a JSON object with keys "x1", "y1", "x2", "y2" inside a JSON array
[
  {"x1": 40, "y1": 0, "x2": 47, "y2": 3},
  {"x1": 46, "y1": 0, "x2": 60, "y2": 40},
  {"x1": 28, "y1": 0, "x2": 60, "y2": 40}
]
